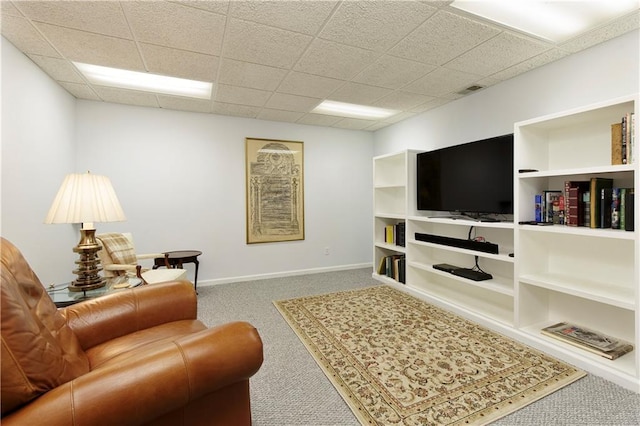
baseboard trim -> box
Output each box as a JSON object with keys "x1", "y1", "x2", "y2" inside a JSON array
[{"x1": 197, "y1": 263, "x2": 372, "y2": 288}]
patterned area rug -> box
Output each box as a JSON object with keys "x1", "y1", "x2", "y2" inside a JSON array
[{"x1": 274, "y1": 285, "x2": 585, "y2": 425}]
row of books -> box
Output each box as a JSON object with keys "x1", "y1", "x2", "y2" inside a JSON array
[
  {"x1": 384, "y1": 222, "x2": 406, "y2": 247},
  {"x1": 535, "y1": 178, "x2": 634, "y2": 231},
  {"x1": 542, "y1": 322, "x2": 634, "y2": 360},
  {"x1": 611, "y1": 112, "x2": 635, "y2": 165},
  {"x1": 376, "y1": 254, "x2": 406, "y2": 284}
]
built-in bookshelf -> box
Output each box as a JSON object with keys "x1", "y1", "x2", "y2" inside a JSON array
[{"x1": 372, "y1": 94, "x2": 639, "y2": 392}]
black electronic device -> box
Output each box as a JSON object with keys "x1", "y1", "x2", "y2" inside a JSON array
[
  {"x1": 433, "y1": 263, "x2": 461, "y2": 273},
  {"x1": 451, "y1": 268, "x2": 493, "y2": 281},
  {"x1": 416, "y1": 134, "x2": 514, "y2": 215},
  {"x1": 415, "y1": 233, "x2": 499, "y2": 254}
]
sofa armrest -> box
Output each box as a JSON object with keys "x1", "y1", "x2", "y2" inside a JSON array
[
  {"x1": 61, "y1": 280, "x2": 197, "y2": 350},
  {"x1": 1, "y1": 322, "x2": 264, "y2": 426}
]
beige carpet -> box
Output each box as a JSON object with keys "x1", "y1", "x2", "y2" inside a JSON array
[{"x1": 274, "y1": 285, "x2": 586, "y2": 425}]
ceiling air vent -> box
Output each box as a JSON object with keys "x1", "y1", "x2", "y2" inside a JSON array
[{"x1": 457, "y1": 85, "x2": 484, "y2": 95}]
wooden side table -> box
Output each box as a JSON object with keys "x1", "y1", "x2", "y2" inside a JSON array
[{"x1": 153, "y1": 250, "x2": 202, "y2": 292}]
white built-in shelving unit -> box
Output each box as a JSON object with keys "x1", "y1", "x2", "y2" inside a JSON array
[{"x1": 372, "y1": 94, "x2": 639, "y2": 392}]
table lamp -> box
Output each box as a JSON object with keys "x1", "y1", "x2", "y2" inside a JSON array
[{"x1": 45, "y1": 171, "x2": 126, "y2": 291}]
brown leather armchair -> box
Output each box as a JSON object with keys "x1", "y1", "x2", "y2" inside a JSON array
[{"x1": 1, "y1": 237, "x2": 263, "y2": 425}]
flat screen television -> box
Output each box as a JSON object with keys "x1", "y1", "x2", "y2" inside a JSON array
[{"x1": 416, "y1": 134, "x2": 514, "y2": 217}]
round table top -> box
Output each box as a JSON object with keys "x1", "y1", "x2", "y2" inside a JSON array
[{"x1": 163, "y1": 250, "x2": 202, "y2": 258}]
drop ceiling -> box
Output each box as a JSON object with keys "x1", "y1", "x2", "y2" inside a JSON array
[{"x1": 2, "y1": 1, "x2": 638, "y2": 131}]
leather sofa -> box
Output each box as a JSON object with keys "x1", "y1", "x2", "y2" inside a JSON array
[{"x1": 1, "y1": 237, "x2": 263, "y2": 425}]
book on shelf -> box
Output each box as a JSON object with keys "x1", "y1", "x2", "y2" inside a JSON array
[
  {"x1": 611, "y1": 188, "x2": 621, "y2": 229},
  {"x1": 611, "y1": 122, "x2": 624, "y2": 165},
  {"x1": 614, "y1": 113, "x2": 636, "y2": 165},
  {"x1": 384, "y1": 222, "x2": 406, "y2": 247},
  {"x1": 378, "y1": 254, "x2": 406, "y2": 284},
  {"x1": 621, "y1": 188, "x2": 635, "y2": 231},
  {"x1": 564, "y1": 181, "x2": 589, "y2": 227},
  {"x1": 600, "y1": 187, "x2": 613, "y2": 229},
  {"x1": 543, "y1": 190, "x2": 562, "y2": 223},
  {"x1": 534, "y1": 194, "x2": 542, "y2": 222},
  {"x1": 541, "y1": 322, "x2": 634, "y2": 360},
  {"x1": 589, "y1": 177, "x2": 613, "y2": 228}
]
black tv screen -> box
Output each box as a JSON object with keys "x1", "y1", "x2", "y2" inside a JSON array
[{"x1": 416, "y1": 134, "x2": 514, "y2": 216}]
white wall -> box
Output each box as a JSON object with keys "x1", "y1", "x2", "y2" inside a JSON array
[
  {"x1": 74, "y1": 101, "x2": 374, "y2": 285},
  {"x1": 374, "y1": 30, "x2": 640, "y2": 155},
  {"x1": 1, "y1": 38, "x2": 78, "y2": 285}
]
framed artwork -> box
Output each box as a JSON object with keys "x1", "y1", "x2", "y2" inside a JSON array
[{"x1": 245, "y1": 138, "x2": 304, "y2": 244}]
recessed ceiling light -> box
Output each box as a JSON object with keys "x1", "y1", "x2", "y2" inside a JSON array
[
  {"x1": 312, "y1": 100, "x2": 398, "y2": 120},
  {"x1": 73, "y1": 62, "x2": 212, "y2": 99},
  {"x1": 450, "y1": 0, "x2": 638, "y2": 42}
]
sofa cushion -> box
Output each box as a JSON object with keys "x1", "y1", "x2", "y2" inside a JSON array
[
  {"x1": 1, "y1": 238, "x2": 90, "y2": 416},
  {"x1": 97, "y1": 233, "x2": 137, "y2": 273}
]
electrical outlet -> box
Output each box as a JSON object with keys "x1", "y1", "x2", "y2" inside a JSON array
[{"x1": 324, "y1": 247, "x2": 330, "y2": 255}]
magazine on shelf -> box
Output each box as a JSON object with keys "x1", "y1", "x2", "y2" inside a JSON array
[{"x1": 541, "y1": 322, "x2": 634, "y2": 360}]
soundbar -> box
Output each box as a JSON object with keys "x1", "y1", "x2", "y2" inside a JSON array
[{"x1": 415, "y1": 233, "x2": 499, "y2": 254}]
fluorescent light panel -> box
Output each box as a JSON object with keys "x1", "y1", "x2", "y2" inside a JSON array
[
  {"x1": 451, "y1": 0, "x2": 638, "y2": 42},
  {"x1": 312, "y1": 100, "x2": 398, "y2": 120},
  {"x1": 74, "y1": 62, "x2": 212, "y2": 99}
]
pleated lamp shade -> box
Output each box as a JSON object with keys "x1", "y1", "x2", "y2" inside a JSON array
[{"x1": 45, "y1": 172, "x2": 126, "y2": 225}]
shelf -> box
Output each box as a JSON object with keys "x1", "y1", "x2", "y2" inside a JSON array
[
  {"x1": 408, "y1": 216, "x2": 515, "y2": 229},
  {"x1": 519, "y1": 272, "x2": 635, "y2": 310},
  {"x1": 408, "y1": 239, "x2": 514, "y2": 262},
  {"x1": 410, "y1": 260, "x2": 513, "y2": 296},
  {"x1": 517, "y1": 164, "x2": 635, "y2": 178},
  {"x1": 518, "y1": 224, "x2": 636, "y2": 240},
  {"x1": 520, "y1": 321, "x2": 637, "y2": 378},
  {"x1": 374, "y1": 242, "x2": 406, "y2": 253},
  {"x1": 374, "y1": 213, "x2": 405, "y2": 220}
]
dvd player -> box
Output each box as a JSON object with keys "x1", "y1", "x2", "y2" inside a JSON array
[
  {"x1": 451, "y1": 268, "x2": 492, "y2": 281},
  {"x1": 415, "y1": 233, "x2": 499, "y2": 254}
]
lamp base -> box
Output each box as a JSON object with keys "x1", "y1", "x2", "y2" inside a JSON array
[{"x1": 69, "y1": 228, "x2": 106, "y2": 292}]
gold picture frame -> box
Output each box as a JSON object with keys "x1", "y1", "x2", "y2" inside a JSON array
[{"x1": 245, "y1": 138, "x2": 304, "y2": 244}]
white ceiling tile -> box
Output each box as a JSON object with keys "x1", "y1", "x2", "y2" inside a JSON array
[
  {"x1": 390, "y1": 10, "x2": 500, "y2": 65},
  {"x1": 409, "y1": 97, "x2": 451, "y2": 113},
  {"x1": 1, "y1": 15, "x2": 60, "y2": 57},
  {"x1": 265, "y1": 93, "x2": 320, "y2": 112},
  {"x1": 364, "y1": 121, "x2": 392, "y2": 131},
  {"x1": 139, "y1": 43, "x2": 218, "y2": 81},
  {"x1": 445, "y1": 32, "x2": 552, "y2": 76},
  {"x1": 224, "y1": 18, "x2": 312, "y2": 68},
  {"x1": 218, "y1": 59, "x2": 288, "y2": 91},
  {"x1": 489, "y1": 48, "x2": 569, "y2": 81},
  {"x1": 14, "y1": 1, "x2": 132, "y2": 39},
  {"x1": 382, "y1": 111, "x2": 416, "y2": 124},
  {"x1": 1, "y1": 1, "x2": 21, "y2": 17},
  {"x1": 171, "y1": 1, "x2": 230, "y2": 15},
  {"x1": 157, "y1": 95, "x2": 212, "y2": 113},
  {"x1": 211, "y1": 102, "x2": 261, "y2": 119},
  {"x1": 332, "y1": 118, "x2": 375, "y2": 130},
  {"x1": 28, "y1": 55, "x2": 84, "y2": 83},
  {"x1": 296, "y1": 113, "x2": 343, "y2": 127},
  {"x1": 229, "y1": 1, "x2": 337, "y2": 35},
  {"x1": 320, "y1": 1, "x2": 436, "y2": 51},
  {"x1": 59, "y1": 82, "x2": 100, "y2": 100},
  {"x1": 329, "y1": 82, "x2": 393, "y2": 105},
  {"x1": 560, "y1": 10, "x2": 640, "y2": 53},
  {"x1": 294, "y1": 39, "x2": 379, "y2": 80},
  {"x1": 404, "y1": 67, "x2": 482, "y2": 97},
  {"x1": 215, "y1": 84, "x2": 271, "y2": 107},
  {"x1": 35, "y1": 23, "x2": 144, "y2": 70},
  {"x1": 278, "y1": 72, "x2": 344, "y2": 99},
  {"x1": 374, "y1": 91, "x2": 435, "y2": 110},
  {"x1": 122, "y1": 1, "x2": 225, "y2": 56},
  {"x1": 354, "y1": 55, "x2": 436, "y2": 89},
  {"x1": 93, "y1": 86, "x2": 160, "y2": 108},
  {"x1": 257, "y1": 109, "x2": 304, "y2": 123}
]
